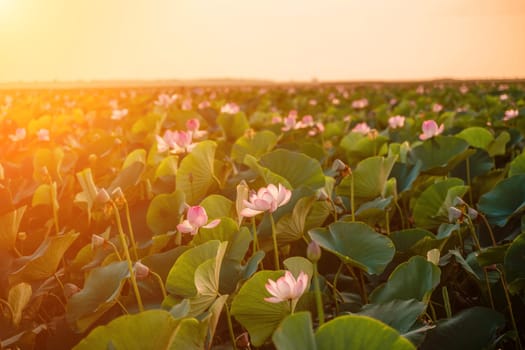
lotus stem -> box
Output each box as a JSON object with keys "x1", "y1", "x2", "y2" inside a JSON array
[
  {"x1": 252, "y1": 217, "x2": 264, "y2": 270},
  {"x1": 123, "y1": 198, "x2": 139, "y2": 261},
  {"x1": 269, "y1": 213, "x2": 280, "y2": 270},
  {"x1": 333, "y1": 262, "x2": 344, "y2": 315},
  {"x1": 313, "y1": 262, "x2": 325, "y2": 326},
  {"x1": 479, "y1": 213, "x2": 497, "y2": 247},
  {"x1": 394, "y1": 200, "x2": 406, "y2": 230},
  {"x1": 350, "y1": 173, "x2": 355, "y2": 222},
  {"x1": 497, "y1": 267, "x2": 523, "y2": 350},
  {"x1": 441, "y1": 286, "x2": 452, "y2": 318},
  {"x1": 150, "y1": 270, "x2": 167, "y2": 299},
  {"x1": 225, "y1": 304, "x2": 238, "y2": 350},
  {"x1": 466, "y1": 156, "x2": 473, "y2": 205},
  {"x1": 111, "y1": 201, "x2": 144, "y2": 313},
  {"x1": 385, "y1": 209, "x2": 390, "y2": 235},
  {"x1": 50, "y1": 182, "x2": 60, "y2": 235}
]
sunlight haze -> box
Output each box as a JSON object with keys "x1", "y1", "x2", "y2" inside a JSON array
[{"x1": 1, "y1": 0, "x2": 524, "y2": 82}]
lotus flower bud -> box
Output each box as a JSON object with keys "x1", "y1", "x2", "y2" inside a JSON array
[
  {"x1": 448, "y1": 207, "x2": 463, "y2": 223},
  {"x1": 467, "y1": 207, "x2": 478, "y2": 220},
  {"x1": 427, "y1": 249, "x2": 440, "y2": 266},
  {"x1": 88, "y1": 153, "x2": 97, "y2": 165},
  {"x1": 134, "y1": 261, "x2": 150, "y2": 280},
  {"x1": 331, "y1": 159, "x2": 347, "y2": 172},
  {"x1": 316, "y1": 188, "x2": 329, "y2": 201},
  {"x1": 307, "y1": 240, "x2": 322, "y2": 262},
  {"x1": 111, "y1": 187, "x2": 124, "y2": 200},
  {"x1": 91, "y1": 234, "x2": 105, "y2": 249},
  {"x1": 17, "y1": 231, "x2": 27, "y2": 241},
  {"x1": 95, "y1": 188, "x2": 110, "y2": 204}
]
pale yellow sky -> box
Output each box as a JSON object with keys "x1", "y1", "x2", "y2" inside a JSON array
[{"x1": 0, "y1": 0, "x2": 524, "y2": 82}]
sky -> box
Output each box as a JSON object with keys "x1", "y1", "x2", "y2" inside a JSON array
[{"x1": 0, "y1": 0, "x2": 524, "y2": 82}]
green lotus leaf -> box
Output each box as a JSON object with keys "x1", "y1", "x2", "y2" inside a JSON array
[
  {"x1": 146, "y1": 190, "x2": 186, "y2": 235},
  {"x1": 199, "y1": 194, "x2": 233, "y2": 220},
  {"x1": 411, "y1": 136, "x2": 472, "y2": 174},
  {"x1": 273, "y1": 312, "x2": 317, "y2": 350},
  {"x1": 370, "y1": 256, "x2": 441, "y2": 304},
  {"x1": 74, "y1": 168, "x2": 98, "y2": 223},
  {"x1": 231, "y1": 270, "x2": 290, "y2": 346},
  {"x1": 456, "y1": 126, "x2": 494, "y2": 150},
  {"x1": 309, "y1": 221, "x2": 395, "y2": 275},
  {"x1": 217, "y1": 112, "x2": 249, "y2": 141},
  {"x1": 509, "y1": 151, "x2": 525, "y2": 177},
  {"x1": 486, "y1": 131, "x2": 510, "y2": 157},
  {"x1": 33, "y1": 147, "x2": 64, "y2": 183},
  {"x1": 66, "y1": 261, "x2": 130, "y2": 332},
  {"x1": 390, "y1": 161, "x2": 422, "y2": 193},
  {"x1": 412, "y1": 178, "x2": 468, "y2": 229},
  {"x1": 231, "y1": 130, "x2": 278, "y2": 163},
  {"x1": 257, "y1": 149, "x2": 325, "y2": 189},
  {"x1": 336, "y1": 155, "x2": 397, "y2": 206},
  {"x1": 176, "y1": 140, "x2": 218, "y2": 204},
  {"x1": 108, "y1": 148, "x2": 146, "y2": 193},
  {"x1": 32, "y1": 183, "x2": 59, "y2": 209},
  {"x1": 73, "y1": 310, "x2": 207, "y2": 350},
  {"x1": 504, "y1": 232, "x2": 525, "y2": 294},
  {"x1": 340, "y1": 132, "x2": 389, "y2": 162},
  {"x1": 166, "y1": 240, "x2": 220, "y2": 298},
  {"x1": 358, "y1": 299, "x2": 426, "y2": 334},
  {"x1": 0, "y1": 206, "x2": 26, "y2": 250},
  {"x1": 10, "y1": 231, "x2": 80, "y2": 285},
  {"x1": 8, "y1": 282, "x2": 32, "y2": 327},
  {"x1": 390, "y1": 229, "x2": 445, "y2": 256},
  {"x1": 315, "y1": 314, "x2": 416, "y2": 350},
  {"x1": 419, "y1": 307, "x2": 505, "y2": 350},
  {"x1": 478, "y1": 174, "x2": 525, "y2": 226}
]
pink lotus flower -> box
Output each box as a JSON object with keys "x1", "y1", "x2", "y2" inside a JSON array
[
  {"x1": 432, "y1": 103, "x2": 443, "y2": 113},
  {"x1": 500, "y1": 94, "x2": 509, "y2": 101},
  {"x1": 308, "y1": 99, "x2": 317, "y2": 106},
  {"x1": 177, "y1": 205, "x2": 220, "y2": 235},
  {"x1": 352, "y1": 98, "x2": 368, "y2": 109},
  {"x1": 264, "y1": 270, "x2": 308, "y2": 310},
  {"x1": 134, "y1": 261, "x2": 150, "y2": 280},
  {"x1": 154, "y1": 93, "x2": 178, "y2": 108},
  {"x1": 282, "y1": 114, "x2": 297, "y2": 131},
  {"x1": 186, "y1": 118, "x2": 207, "y2": 138},
  {"x1": 459, "y1": 85, "x2": 469, "y2": 94},
  {"x1": 111, "y1": 108, "x2": 128, "y2": 120},
  {"x1": 181, "y1": 98, "x2": 193, "y2": 111},
  {"x1": 36, "y1": 128, "x2": 50, "y2": 141},
  {"x1": 388, "y1": 115, "x2": 405, "y2": 129},
  {"x1": 416, "y1": 85, "x2": 425, "y2": 94},
  {"x1": 197, "y1": 100, "x2": 211, "y2": 109},
  {"x1": 419, "y1": 120, "x2": 444, "y2": 140},
  {"x1": 271, "y1": 116, "x2": 283, "y2": 124},
  {"x1": 220, "y1": 102, "x2": 240, "y2": 114},
  {"x1": 352, "y1": 122, "x2": 371, "y2": 135},
  {"x1": 240, "y1": 183, "x2": 292, "y2": 217},
  {"x1": 503, "y1": 109, "x2": 519, "y2": 121},
  {"x1": 8, "y1": 128, "x2": 26, "y2": 142},
  {"x1": 156, "y1": 130, "x2": 195, "y2": 154}
]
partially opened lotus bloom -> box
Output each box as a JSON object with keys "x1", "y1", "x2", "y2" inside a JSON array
[
  {"x1": 264, "y1": 270, "x2": 309, "y2": 312},
  {"x1": 240, "y1": 183, "x2": 292, "y2": 218},
  {"x1": 177, "y1": 205, "x2": 220, "y2": 235},
  {"x1": 419, "y1": 120, "x2": 444, "y2": 140}
]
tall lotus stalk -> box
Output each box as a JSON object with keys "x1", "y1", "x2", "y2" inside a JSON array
[
  {"x1": 308, "y1": 240, "x2": 325, "y2": 325},
  {"x1": 240, "y1": 183, "x2": 292, "y2": 270}
]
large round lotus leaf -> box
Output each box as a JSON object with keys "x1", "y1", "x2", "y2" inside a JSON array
[
  {"x1": 66, "y1": 261, "x2": 130, "y2": 332},
  {"x1": 456, "y1": 126, "x2": 494, "y2": 150},
  {"x1": 478, "y1": 174, "x2": 525, "y2": 227},
  {"x1": 390, "y1": 229, "x2": 445, "y2": 256},
  {"x1": 199, "y1": 194, "x2": 233, "y2": 219},
  {"x1": 166, "y1": 240, "x2": 220, "y2": 298},
  {"x1": 273, "y1": 312, "x2": 317, "y2": 350},
  {"x1": 411, "y1": 136, "x2": 472, "y2": 174},
  {"x1": 9, "y1": 231, "x2": 80, "y2": 285},
  {"x1": 258, "y1": 149, "x2": 325, "y2": 189},
  {"x1": 217, "y1": 112, "x2": 249, "y2": 141},
  {"x1": 308, "y1": 221, "x2": 395, "y2": 275},
  {"x1": 504, "y1": 233, "x2": 525, "y2": 294},
  {"x1": 176, "y1": 140, "x2": 218, "y2": 204},
  {"x1": 412, "y1": 178, "x2": 468, "y2": 229},
  {"x1": 336, "y1": 155, "x2": 397, "y2": 205},
  {"x1": 0, "y1": 206, "x2": 26, "y2": 250},
  {"x1": 486, "y1": 131, "x2": 510, "y2": 157},
  {"x1": 107, "y1": 148, "x2": 146, "y2": 193},
  {"x1": 370, "y1": 256, "x2": 441, "y2": 304},
  {"x1": 509, "y1": 151, "x2": 525, "y2": 177},
  {"x1": 231, "y1": 130, "x2": 278, "y2": 163},
  {"x1": 231, "y1": 270, "x2": 290, "y2": 347},
  {"x1": 315, "y1": 314, "x2": 416, "y2": 350},
  {"x1": 450, "y1": 149, "x2": 494, "y2": 181},
  {"x1": 419, "y1": 307, "x2": 505, "y2": 350},
  {"x1": 390, "y1": 161, "x2": 422, "y2": 193},
  {"x1": 146, "y1": 190, "x2": 186, "y2": 235},
  {"x1": 73, "y1": 310, "x2": 207, "y2": 350},
  {"x1": 340, "y1": 133, "x2": 389, "y2": 161},
  {"x1": 357, "y1": 299, "x2": 426, "y2": 333}
]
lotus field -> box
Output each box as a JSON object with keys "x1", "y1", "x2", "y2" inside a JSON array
[{"x1": 1, "y1": 82, "x2": 525, "y2": 349}]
